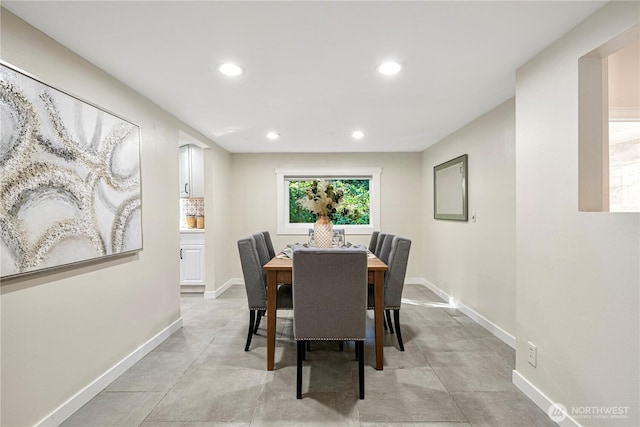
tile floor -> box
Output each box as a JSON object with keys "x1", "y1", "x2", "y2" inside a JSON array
[{"x1": 62, "y1": 283, "x2": 557, "y2": 427}]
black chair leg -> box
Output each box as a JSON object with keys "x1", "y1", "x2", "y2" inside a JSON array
[
  {"x1": 394, "y1": 310, "x2": 404, "y2": 351},
  {"x1": 357, "y1": 341, "x2": 365, "y2": 399},
  {"x1": 355, "y1": 340, "x2": 359, "y2": 360},
  {"x1": 383, "y1": 314, "x2": 388, "y2": 331},
  {"x1": 254, "y1": 310, "x2": 264, "y2": 334},
  {"x1": 245, "y1": 311, "x2": 255, "y2": 351},
  {"x1": 297, "y1": 341, "x2": 304, "y2": 399},
  {"x1": 339, "y1": 341, "x2": 344, "y2": 352},
  {"x1": 385, "y1": 309, "x2": 394, "y2": 334}
]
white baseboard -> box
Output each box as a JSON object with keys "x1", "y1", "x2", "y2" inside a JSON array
[
  {"x1": 204, "y1": 278, "x2": 242, "y2": 299},
  {"x1": 414, "y1": 278, "x2": 516, "y2": 349},
  {"x1": 513, "y1": 370, "x2": 581, "y2": 427},
  {"x1": 36, "y1": 317, "x2": 183, "y2": 427},
  {"x1": 180, "y1": 284, "x2": 205, "y2": 294}
]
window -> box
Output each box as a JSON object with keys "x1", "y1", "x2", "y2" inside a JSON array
[
  {"x1": 608, "y1": 39, "x2": 640, "y2": 212},
  {"x1": 276, "y1": 168, "x2": 381, "y2": 234},
  {"x1": 578, "y1": 29, "x2": 639, "y2": 212}
]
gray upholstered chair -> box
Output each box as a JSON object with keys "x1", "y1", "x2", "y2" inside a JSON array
[
  {"x1": 238, "y1": 236, "x2": 292, "y2": 351},
  {"x1": 292, "y1": 248, "x2": 368, "y2": 399},
  {"x1": 250, "y1": 232, "x2": 274, "y2": 332},
  {"x1": 368, "y1": 231, "x2": 379, "y2": 252},
  {"x1": 374, "y1": 232, "x2": 387, "y2": 257},
  {"x1": 257, "y1": 231, "x2": 292, "y2": 311},
  {"x1": 371, "y1": 232, "x2": 394, "y2": 330},
  {"x1": 378, "y1": 233, "x2": 395, "y2": 264},
  {"x1": 261, "y1": 231, "x2": 276, "y2": 259},
  {"x1": 252, "y1": 232, "x2": 271, "y2": 268},
  {"x1": 368, "y1": 236, "x2": 411, "y2": 351},
  {"x1": 333, "y1": 228, "x2": 346, "y2": 246}
]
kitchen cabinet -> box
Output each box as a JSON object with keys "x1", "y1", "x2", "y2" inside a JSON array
[
  {"x1": 180, "y1": 232, "x2": 205, "y2": 288},
  {"x1": 179, "y1": 144, "x2": 204, "y2": 198}
]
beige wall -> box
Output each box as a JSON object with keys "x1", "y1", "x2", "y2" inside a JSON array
[
  {"x1": 0, "y1": 10, "x2": 226, "y2": 426},
  {"x1": 515, "y1": 2, "x2": 639, "y2": 425},
  {"x1": 421, "y1": 99, "x2": 516, "y2": 337},
  {"x1": 230, "y1": 153, "x2": 423, "y2": 278},
  {"x1": 204, "y1": 142, "x2": 233, "y2": 293}
]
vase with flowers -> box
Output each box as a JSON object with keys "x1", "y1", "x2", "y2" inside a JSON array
[{"x1": 297, "y1": 180, "x2": 344, "y2": 247}]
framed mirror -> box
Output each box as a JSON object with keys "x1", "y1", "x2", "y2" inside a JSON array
[{"x1": 434, "y1": 154, "x2": 468, "y2": 221}]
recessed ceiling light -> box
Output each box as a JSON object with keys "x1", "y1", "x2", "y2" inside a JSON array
[
  {"x1": 218, "y1": 63, "x2": 244, "y2": 77},
  {"x1": 352, "y1": 130, "x2": 364, "y2": 139},
  {"x1": 266, "y1": 132, "x2": 280, "y2": 140},
  {"x1": 377, "y1": 61, "x2": 402, "y2": 76}
]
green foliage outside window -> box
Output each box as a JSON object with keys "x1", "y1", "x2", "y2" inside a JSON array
[{"x1": 289, "y1": 179, "x2": 370, "y2": 225}]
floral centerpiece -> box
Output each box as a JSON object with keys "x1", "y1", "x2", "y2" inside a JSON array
[
  {"x1": 297, "y1": 180, "x2": 344, "y2": 247},
  {"x1": 297, "y1": 180, "x2": 345, "y2": 220}
]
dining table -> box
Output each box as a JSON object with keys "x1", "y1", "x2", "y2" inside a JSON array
[{"x1": 263, "y1": 250, "x2": 389, "y2": 370}]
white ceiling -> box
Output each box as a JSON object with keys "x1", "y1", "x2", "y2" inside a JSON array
[{"x1": 4, "y1": 1, "x2": 606, "y2": 153}]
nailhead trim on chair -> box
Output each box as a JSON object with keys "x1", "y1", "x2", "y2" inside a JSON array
[
  {"x1": 295, "y1": 337, "x2": 366, "y2": 341},
  {"x1": 367, "y1": 305, "x2": 401, "y2": 310}
]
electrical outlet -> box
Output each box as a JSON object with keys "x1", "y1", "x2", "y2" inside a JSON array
[{"x1": 528, "y1": 342, "x2": 537, "y2": 367}]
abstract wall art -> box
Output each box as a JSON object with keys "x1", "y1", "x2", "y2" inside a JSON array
[{"x1": 0, "y1": 62, "x2": 142, "y2": 278}]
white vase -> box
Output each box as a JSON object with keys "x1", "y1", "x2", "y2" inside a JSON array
[{"x1": 314, "y1": 216, "x2": 333, "y2": 248}]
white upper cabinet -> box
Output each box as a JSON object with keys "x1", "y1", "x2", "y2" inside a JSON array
[
  {"x1": 179, "y1": 145, "x2": 190, "y2": 197},
  {"x1": 179, "y1": 144, "x2": 204, "y2": 198}
]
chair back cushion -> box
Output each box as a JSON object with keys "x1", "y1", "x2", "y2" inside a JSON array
[
  {"x1": 237, "y1": 236, "x2": 267, "y2": 309},
  {"x1": 379, "y1": 233, "x2": 395, "y2": 264},
  {"x1": 384, "y1": 236, "x2": 412, "y2": 308},
  {"x1": 368, "y1": 231, "x2": 379, "y2": 252},
  {"x1": 374, "y1": 233, "x2": 387, "y2": 256},
  {"x1": 292, "y1": 248, "x2": 368, "y2": 340},
  {"x1": 261, "y1": 231, "x2": 276, "y2": 259},
  {"x1": 252, "y1": 232, "x2": 271, "y2": 268}
]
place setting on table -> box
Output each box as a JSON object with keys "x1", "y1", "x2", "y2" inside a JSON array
[{"x1": 277, "y1": 232, "x2": 373, "y2": 259}]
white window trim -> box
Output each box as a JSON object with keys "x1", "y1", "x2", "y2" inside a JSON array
[{"x1": 276, "y1": 168, "x2": 381, "y2": 235}]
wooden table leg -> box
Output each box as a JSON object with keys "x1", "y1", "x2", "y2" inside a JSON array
[
  {"x1": 267, "y1": 270, "x2": 277, "y2": 371},
  {"x1": 374, "y1": 270, "x2": 384, "y2": 370}
]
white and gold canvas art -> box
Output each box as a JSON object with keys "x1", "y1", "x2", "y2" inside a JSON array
[{"x1": 0, "y1": 62, "x2": 142, "y2": 278}]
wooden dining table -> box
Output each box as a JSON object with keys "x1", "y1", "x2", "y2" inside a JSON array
[{"x1": 263, "y1": 252, "x2": 389, "y2": 370}]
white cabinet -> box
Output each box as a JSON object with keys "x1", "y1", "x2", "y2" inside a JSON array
[
  {"x1": 179, "y1": 145, "x2": 204, "y2": 198},
  {"x1": 178, "y1": 146, "x2": 191, "y2": 198},
  {"x1": 180, "y1": 232, "x2": 205, "y2": 287},
  {"x1": 180, "y1": 244, "x2": 205, "y2": 285}
]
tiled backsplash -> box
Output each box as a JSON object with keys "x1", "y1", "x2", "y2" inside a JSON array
[{"x1": 179, "y1": 198, "x2": 205, "y2": 229}]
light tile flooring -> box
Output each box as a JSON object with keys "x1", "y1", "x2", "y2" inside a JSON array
[{"x1": 62, "y1": 284, "x2": 557, "y2": 427}]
